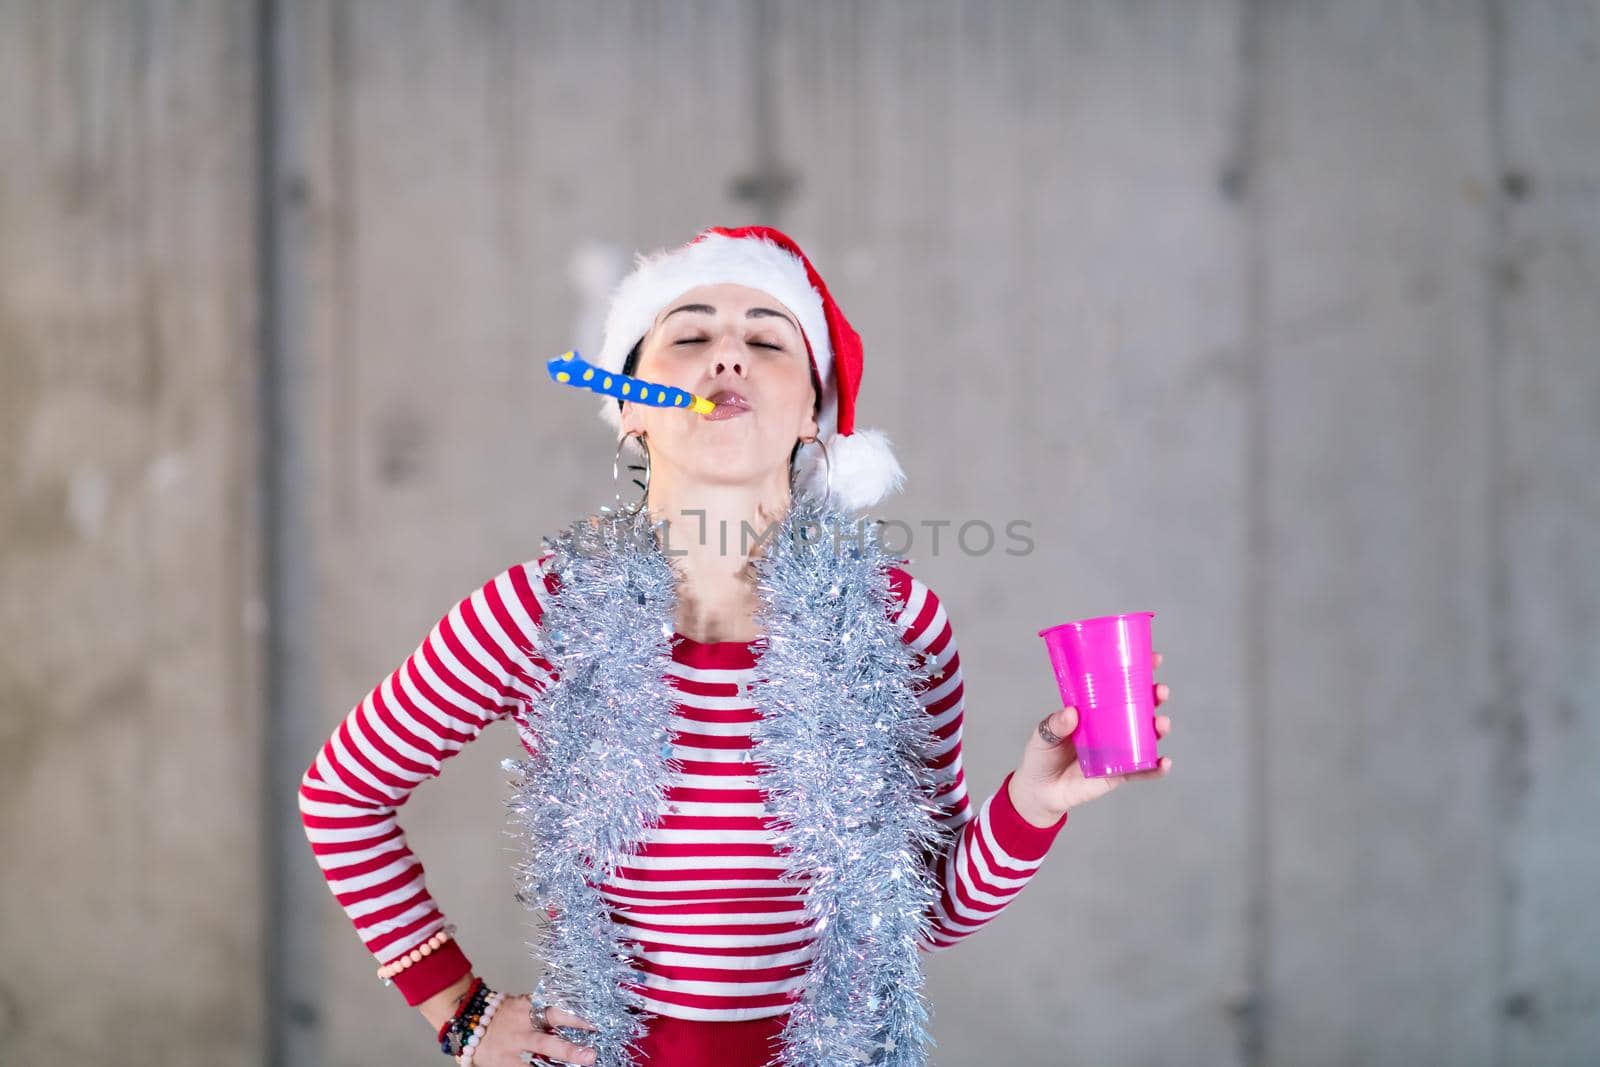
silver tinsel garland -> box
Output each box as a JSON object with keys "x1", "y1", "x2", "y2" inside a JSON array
[{"x1": 503, "y1": 497, "x2": 953, "y2": 1066}]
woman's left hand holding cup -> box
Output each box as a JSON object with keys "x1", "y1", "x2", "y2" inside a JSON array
[{"x1": 1007, "y1": 651, "x2": 1173, "y2": 827}]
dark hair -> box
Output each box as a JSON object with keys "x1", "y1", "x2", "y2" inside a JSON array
[{"x1": 619, "y1": 337, "x2": 824, "y2": 468}]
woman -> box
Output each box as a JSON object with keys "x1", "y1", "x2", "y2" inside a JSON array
[{"x1": 298, "y1": 225, "x2": 1174, "y2": 1067}]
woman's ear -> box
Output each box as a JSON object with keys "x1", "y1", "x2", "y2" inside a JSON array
[
  {"x1": 619, "y1": 400, "x2": 644, "y2": 437},
  {"x1": 801, "y1": 406, "x2": 820, "y2": 442}
]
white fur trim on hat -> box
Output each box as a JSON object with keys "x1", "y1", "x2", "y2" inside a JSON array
[
  {"x1": 792, "y1": 426, "x2": 906, "y2": 514},
  {"x1": 594, "y1": 231, "x2": 835, "y2": 437}
]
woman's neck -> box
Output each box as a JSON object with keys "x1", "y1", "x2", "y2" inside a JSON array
[{"x1": 643, "y1": 473, "x2": 792, "y2": 643}]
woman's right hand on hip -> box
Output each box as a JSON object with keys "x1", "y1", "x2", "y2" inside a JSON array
[{"x1": 476, "y1": 993, "x2": 599, "y2": 1066}]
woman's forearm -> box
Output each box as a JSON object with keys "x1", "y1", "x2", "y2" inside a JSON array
[{"x1": 297, "y1": 562, "x2": 557, "y2": 1023}]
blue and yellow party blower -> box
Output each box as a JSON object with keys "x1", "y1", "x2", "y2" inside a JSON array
[{"x1": 545, "y1": 350, "x2": 716, "y2": 415}]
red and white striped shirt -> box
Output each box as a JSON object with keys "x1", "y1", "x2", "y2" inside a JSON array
[{"x1": 299, "y1": 553, "x2": 1068, "y2": 1014}]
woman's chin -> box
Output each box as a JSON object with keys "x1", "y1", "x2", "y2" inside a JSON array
[
  {"x1": 688, "y1": 462, "x2": 774, "y2": 488},
  {"x1": 655, "y1": 424, "x2": 787, "y2": 483},
  {"x1": 681, "y1": 448, "x2": 782, "y2": 488}
]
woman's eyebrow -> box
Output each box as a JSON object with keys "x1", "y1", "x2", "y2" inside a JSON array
[{"x1": 662, "y1": 303, "x2": 799, "y2": 334}]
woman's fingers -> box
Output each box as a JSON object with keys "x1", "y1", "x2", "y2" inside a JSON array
[
  {"x1": 526, "y1": 1031, "x2": 599, "y2": 1065},
  {"x1": 529, "y1": 1003, "x2": 600, "y2": 1065},
  {"x1": 505, "y1": 995, "x2": 599, "y2": 1064},
  {"x1": 1155, "y1": 682, "x2": 1170, "y2": 706},
  {"x1": 543, "y1": 1005, "x2": 599, "y2": 1032},
  {"x1": 1154, "y1": 714, "x2": 1172, "y2": 739},
  {"x1": 1100, "y1": 758, "x2": 1173, "y2": 787},
  {"x1": 1126, "y1": 757, "x2": 1172, "y2": 780}
]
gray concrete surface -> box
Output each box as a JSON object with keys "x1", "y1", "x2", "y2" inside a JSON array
[
  {"x1": 0, "y1": 1, "x2": 265, "y2": 1062},
  {"x1": 1, "y1": 2, "x2": 1595, "y2": 1065}
]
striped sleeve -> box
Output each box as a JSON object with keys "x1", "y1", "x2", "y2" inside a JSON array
[
  {"x1": 297, "y1": 554, "x2": 559, "y2": 1005},
  {"x1": 886, "y1": 566, "x2": 1068, "y2": 954}
]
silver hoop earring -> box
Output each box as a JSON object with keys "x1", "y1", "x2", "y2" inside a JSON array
[
  {"x1": 612, "y1": 430, "x2": 650, "y2": 516},
  {"x1": 790, "y1": 435, "x2": 832, "y2": 507}
]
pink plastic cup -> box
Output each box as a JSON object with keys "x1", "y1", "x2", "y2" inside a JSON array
[{"x1": 1037, "y1": 612, "x2": 1159, "y2": 778}]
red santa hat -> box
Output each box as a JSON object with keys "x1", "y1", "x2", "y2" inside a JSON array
[{"x1": 593, "y1": 224, "x2": 904, "y2": 512}]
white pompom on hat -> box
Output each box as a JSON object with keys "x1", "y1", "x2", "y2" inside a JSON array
[{"x1": 593, "y1": 224, "x2": 904, "y2": 513}]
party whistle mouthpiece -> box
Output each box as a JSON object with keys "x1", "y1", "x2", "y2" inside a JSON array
[{"x1": 546, "y1": 350, "x2": 716, "y2": 415}]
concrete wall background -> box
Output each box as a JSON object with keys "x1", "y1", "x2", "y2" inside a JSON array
[
  {"x1": 1, "y1": 2, "x2": 1595, "y2": 1065},
  {"x1": 0, "y1": 1, "x2": 265, "y2": 1061}
]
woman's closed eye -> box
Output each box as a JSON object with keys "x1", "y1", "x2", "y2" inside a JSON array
[{"x1": 673, "y1": 336, "x2": 784, "y2": 351}]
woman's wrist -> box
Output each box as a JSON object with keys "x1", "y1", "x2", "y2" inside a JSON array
[
  {"x1": 1005, "y1": 769, "x2": 1068, "y2": 829},
  {"x1": 420, "y1": 972, "x2": 478, "y2": 1034}
]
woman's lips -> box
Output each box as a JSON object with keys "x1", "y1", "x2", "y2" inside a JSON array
[{"x1": 704, "y1": 391, "x2": 752, "y2": 420}]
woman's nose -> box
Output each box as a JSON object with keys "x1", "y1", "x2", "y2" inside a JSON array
[{"x1": 708, "y1": 336, "x2": 745, "y2": 376}]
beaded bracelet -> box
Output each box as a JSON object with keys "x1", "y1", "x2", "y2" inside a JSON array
[
  {"x1": 456, "y1": 990, "x2": 506, "y2": 1065},
  {"x1": 440, "y1": 978, "x2": 493, "y2": 1058},
  {"x1": 437, "y1": 977, "x2": 480, "y2": 1051},
  {"x1": 377, "y1": 924, "x2": 458, "y2": 984}
]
